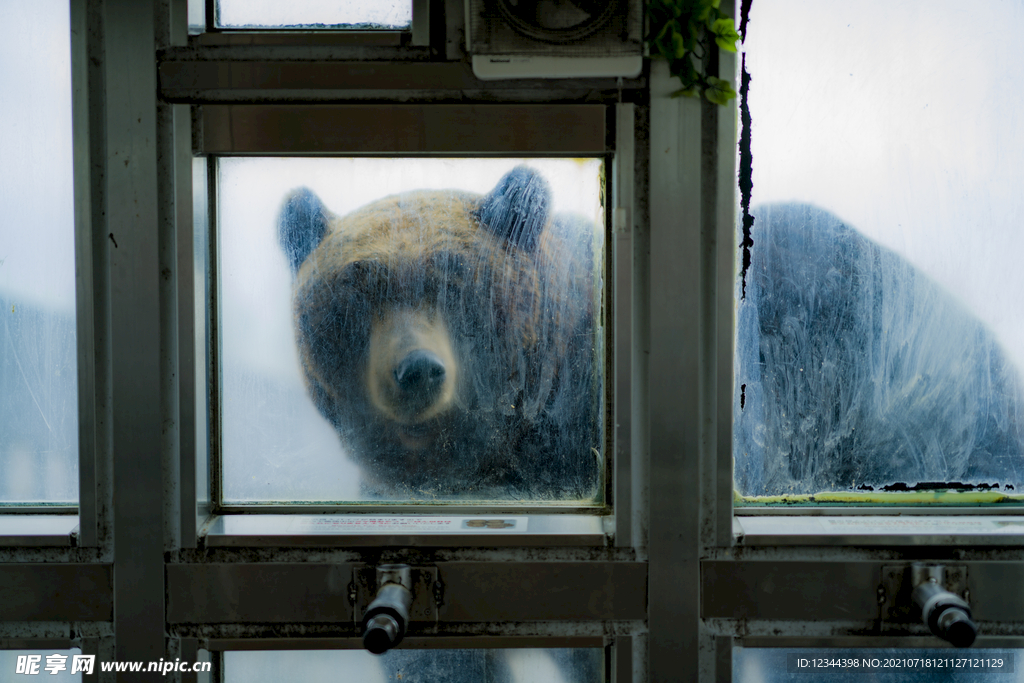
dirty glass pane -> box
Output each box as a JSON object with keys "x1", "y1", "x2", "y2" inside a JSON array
[
  {"x1": 0, "y1": 650, "x2": 84, "y2": 679},
  {"x1": 0, "y1": 0, "x2": 78, "y2": 504},
  {"x1": 215, "y1": 1, "x2": 411, "y2": 29},
  {"x1": 734, "y1": 0, "x2": 1024, "y2": 500},
  {"x1": 735, "y1": 648, "x2": 1019, "y2": 682},
  {"x1": 217, "y1": 158, "x2": 605, "y2": 503},
  {"x1": 224, "y1": 648, "x2": 603, "y2": 683}
]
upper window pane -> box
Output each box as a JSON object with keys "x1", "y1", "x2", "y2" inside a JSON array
[
  {"x1": 217, "y1": 158, "x2": 605, "y2": 504},
  {"x1": 734, "y1": 0, "x2": 1024, "y2": 502},
  {"x1": 215, "y1": 1, "x2": 411, "y2": 29},
  {"x1": 0, "y1": 0, "x2": 78, "y2": 504}
]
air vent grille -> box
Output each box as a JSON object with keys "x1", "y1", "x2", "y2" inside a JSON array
[{"x1": 467, "y1": 0, "x2": 643, "y2": 58}]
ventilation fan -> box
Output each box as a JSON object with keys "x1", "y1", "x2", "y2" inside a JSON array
[{"x1": 467, "y1": 0, "x2": 643, "y2": 80}]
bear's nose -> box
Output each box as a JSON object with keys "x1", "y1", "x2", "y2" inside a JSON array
[{"x1": 393, "y1": 349, "x2": 446, "y2": 402}]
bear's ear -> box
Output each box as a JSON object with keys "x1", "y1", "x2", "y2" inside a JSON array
[
  {"x1": 278, "y1": 187, "x2": 330, "y2": 275},
  {"x1": 476, "y1": 165, "x2": 551, "y2": 253}
]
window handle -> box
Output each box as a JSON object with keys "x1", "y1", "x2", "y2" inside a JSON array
[
  {"x1": 361, "y1": 565, "x2": 414, "y2": 654},
  {"x1": 912, "y1": 565, "x2": 977, "y2": 648}
]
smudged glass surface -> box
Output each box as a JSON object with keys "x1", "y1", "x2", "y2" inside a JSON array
[
  {"x1": 734, "y1": 648, "x2": 1020, "y2": 683},
  {"x1": 734, "y1": 0, "x2": 1024, "y2": 499},
  {"x1": 0, "y1": 0, "x2": 78, "y2": 504},
  {"x1": 218, "y1": 158, "x2": 604, "y2": 503},
  {"x1": 215, "y1": 1, "x2": 411, "y2": 29},
  {"x1": 224, "y1": 648, "x2": 603, "y2": 683}
]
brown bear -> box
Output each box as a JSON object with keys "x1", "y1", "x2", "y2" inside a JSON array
[
  {"x1": 735, "y1": 203, "x2": 1024, "y2": 495},
  {"x1": 278, "y1": 166, "x2": 602, "y2": 500}
]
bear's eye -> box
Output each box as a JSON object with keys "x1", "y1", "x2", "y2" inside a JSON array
[
  {"x1": 428, "y1": 251, "x2": 471, "y2": 282},
  {"x1": 342, "y1": 259, "x2": 390, "y2": 292}
]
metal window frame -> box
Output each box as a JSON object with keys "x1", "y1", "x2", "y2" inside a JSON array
[
  {"x1": 698, "y1": 3, "x2": 1024, "y2": 681},
  {"x1": 189, "y1": 0, "x2": 426, "y2": 39},
  {"x1": 171, "y1": 2, "x2": 650, "y2": 682},
  {"x1": 192, "y1": 102, "x2": 615, "y2": 519},
  {"x1": 29, "y1": 0, "x2": 1024, "y2": 681},
  {"x1": 6, "y1": 5, "x2": 600, "y2": 683},
  {"x1": 10, "y1": 2, "x2": 656, "y2": 681}
]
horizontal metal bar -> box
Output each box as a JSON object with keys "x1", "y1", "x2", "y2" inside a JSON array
[
  {"x1": 213, "y1": 504, "x2": 605, "y2": 515},
  {"x1": 204, "y1": 635, "x2": 605, "y2": 651},
  {"x1": 159, "y1": 61, "x2": 644, "y2": 103},
  {"x1": 191, "y1": 32, "x2": 405, "y2": 47},
  {"x1": 736, "y1": 507, "x2": 1024, "y2": 516},
  {"x1": 736, "y1": 515, "x2": 1024, "y2": 546},
  {"x1": 167, "y1": 564, "x2": 354, "y2": 624},
  {"x1": 0, "y1": 564, "x2": 112, "y2": 621},
  {"x1": 703, "y1": 560, "x2": 1024, "y2": 623},
  {"x1": 199, "y1": 104, "x2": 607, "y2": 154},
  {"x1": 167, "y1": 562, "x2": 646, "y2": 624},
  {"x1": 0, "y1": 515, "x2": 78, "y2": 547},
  {"x1": 202, "y1": 514, "x2": 607, "y2": 548},
  {"x1": 971, "y1": 563, "x2": 1024, "y2": 621},
  {"x1": 437, "y1": 562, "x2": 647, "y2": 621},
  {"x1": 0, "y1": 639, "x2": 74, "y2": 650},
  {"x1": 702, "y1": 560, "x2": 890, "y2": 621}
]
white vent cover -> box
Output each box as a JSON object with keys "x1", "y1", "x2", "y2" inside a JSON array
[{"x1": 467, "y1": 0, "x2": 643, "y2": 80}]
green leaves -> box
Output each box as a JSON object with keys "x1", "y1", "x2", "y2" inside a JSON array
[
  {"x1": 647, "y1": 0, "x2": 740, "y2": 106},
  {"x1": 704, "y1": 76, "x2": 737, "y2": 104},
  {"x1": 711, "y1": 18, "x2": 740, "y2": 53}
]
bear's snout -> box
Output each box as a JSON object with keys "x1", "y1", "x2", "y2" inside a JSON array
[
  {"x1": 367, "y1": 308, "x2": 458, "y2": 426},
  {"x1": 393, "y1": 349, "x2": 446, "y2": 408}
]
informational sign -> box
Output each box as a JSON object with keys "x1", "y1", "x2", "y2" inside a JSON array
[{"x1": 288, "y1": 516, "x2": 529, "y2": 534}]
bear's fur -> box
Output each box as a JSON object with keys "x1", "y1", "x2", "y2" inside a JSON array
[
  {"x1": 735, "y1": 203, "x2": 1024, "y2": 495},
  {"x1": 278, "y1": 166, "x2": 601, "y2": 500}
]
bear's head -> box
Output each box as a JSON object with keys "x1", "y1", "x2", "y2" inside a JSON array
[{"x1": 278, "y1": 166, "x2": 601, "y2": 500}]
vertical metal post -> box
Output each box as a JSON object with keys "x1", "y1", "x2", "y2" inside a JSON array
[
  {"x1": 614, "y1": 102, "x2": 636, "y2": 548},
  {"x1": 715, "y1": 636, "x2": 733, "y2": 683},
  {"x1": 157, "y1": 97, "x2": 182, "y2": 553},
  {"x1": 170, "y1": 102, "x2": 196, "y2": 549},
  {"x1": 72, "y1": 0, "x2": 102, "y2": 550},
  {"x1": 714, "y1": 38, "x2": 738, "y2": 552},
  {"x1": 192, "y1": 157, "x2": 212, "y2": 525},
  {"x1": 632, "y1": 104, "x2": 651, "y2": 561},
  {"x1": 648, "y1": 58, "x2": 704, "y2": 681},
  {"x1": 205, "y1": 157, "x2": 221, "y2": 511},
  {"x1": 611, "y1": 634, "x2": 634, "y2": 683},
  {"x1": 101, "y1": 0, "x2": 167, "y2": 669},
  {"x1": 411, "y1": 0, "x2": 431, "y2": 46}
]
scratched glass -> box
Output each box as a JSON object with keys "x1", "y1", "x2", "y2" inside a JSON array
[
  {"x1": 217, "y1": 158, "x2": 605, "y2": 503},
  {"x1": 0, "y1": 0, "x2": 78, "y2": 504},
  {"x1": 734, "y1": 0, "x2": 1024, "y2": 499},
  {"x1": 215, "y1": 1, "x2": 411, "y2": 29},
  {"x1": 225, "y1": 648, "x2": 604, "y2": 683}
]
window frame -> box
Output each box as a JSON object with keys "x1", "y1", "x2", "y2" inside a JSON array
[
  {"x1": 198, "y1": 111, "x2": 613, "y2": 515},
  {"x1": 10, "y1": 1, "x2": 1024, "y2": 681},
  {"x1": 708, "y1": 2, "x2": 1024, "y2": 677},
  {"x1": 172, "y1": 0, "x2": 648, "y2": 680},
  {"x1": 189, "y1": 0, "x2": 428, "y2": 44}
]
